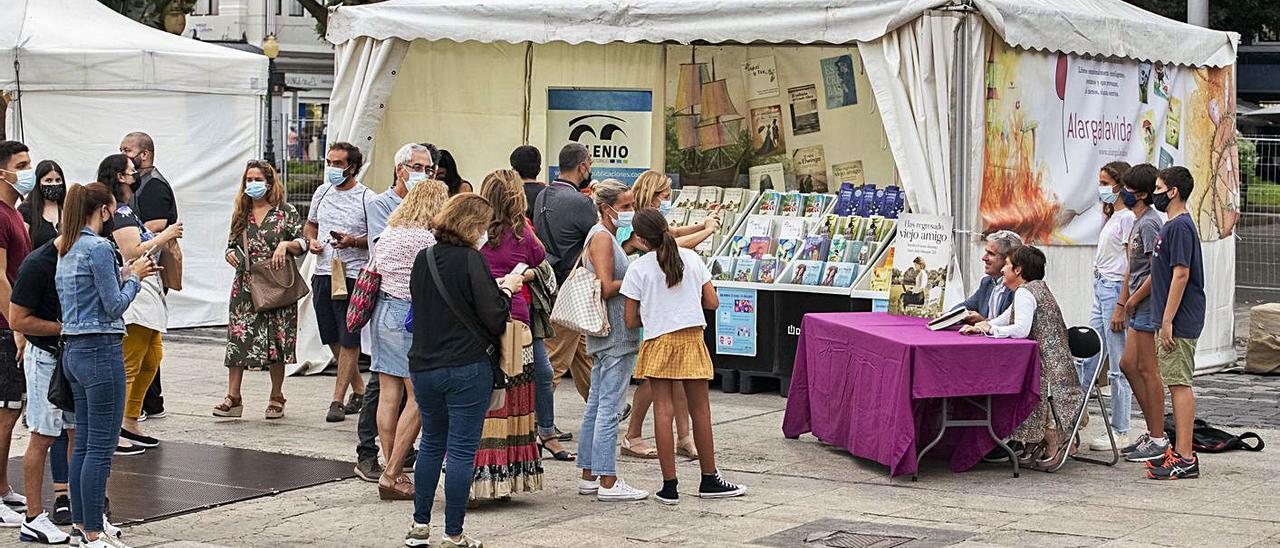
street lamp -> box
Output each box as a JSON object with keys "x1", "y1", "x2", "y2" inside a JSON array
[{"x1": 263, "y1": 34, "x2": 280, "y2": 167}]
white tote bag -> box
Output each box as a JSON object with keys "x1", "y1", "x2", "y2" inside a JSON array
[{"x1": 549, "y1": 253, "x2": 610, "y2": 337}]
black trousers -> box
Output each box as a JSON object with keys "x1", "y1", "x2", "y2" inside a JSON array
[{"x1": 142, "y1": 369, "x2": 164, "y2": 415}]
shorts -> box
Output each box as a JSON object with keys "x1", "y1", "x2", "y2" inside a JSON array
[
  {"x1": 312, "y1": 275, "x2": 361, "y2": 348},
  {"x1": 0, "y1": 330, "x2": 23, "y2": 409},
  {"x1": 1128, "y1": 302, "x2": 1156, "y2": 333},
  {"x1": 370, "y1": 293, "x2": 412, "y2": 378},
  {"x1": 1157, "y1": 332, "x2": 1197, "y2": 387},
  {"x1": 23, "y1": 345, "x2": 74, "y2": 436}
]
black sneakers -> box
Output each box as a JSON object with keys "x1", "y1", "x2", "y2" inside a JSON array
[
  {"x1": 654, "y1": 479, "x2": 679, "y2": 506},
  {"x1": 326, "y1": 401, "x2": 346, "y2": 423},
  {"x1": 982, "y1": 441, "x2": 1025, "y2": 463},
  {"x1": 698, "y1": 470, "x2": 747, "y2": 499},
  {"x1": 114, "y1": 444, "x2": 145, "y2": 456},
  {"x1": 1147, "y1": 450, "x2": 1200, "y2": 480},
  {"x1": 51, "y1": 495, "x2": 71, "y2": 526},
  {"x1": 343, "y1": 393, "x2": 364, "y2": 415},
  {"x1": 119, "y1": 429, "x2": 159, "y2": 448}
]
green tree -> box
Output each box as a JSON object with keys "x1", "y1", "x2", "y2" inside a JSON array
[
  {"x1": 100, "y1": 0, "x2": 196, "y2": 33},
  {"x1": 1122, "y1": 0, "x2": 1280, "y2": 44},
  {"x1": 296, "y1": 0, "x2": 387, "y2": 38}
]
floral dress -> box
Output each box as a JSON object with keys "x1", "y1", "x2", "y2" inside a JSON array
[{"x1": 224, "y1": 204, "x2": 303, "y2": 370}]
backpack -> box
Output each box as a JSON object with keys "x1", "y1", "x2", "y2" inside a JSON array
[{"x1": 1163, "y1": 414, "x2": 1265, "y2": 454}]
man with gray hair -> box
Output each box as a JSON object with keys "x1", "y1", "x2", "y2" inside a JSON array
[{"x1": 958, "y1": 229, "x2": 1024, "y2": 324}]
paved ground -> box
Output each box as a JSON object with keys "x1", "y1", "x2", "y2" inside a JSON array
[{"x1": 4, "y1": 328, "x2": 1278, "y2": 548}]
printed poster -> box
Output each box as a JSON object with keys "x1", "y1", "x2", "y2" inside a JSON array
[
  {"x1": 546, "y1": 88, "x2": 653, "y2": 184},
  {"x1": 750, "y1": 105, "x2": 786, "y2": 156},
  {"x1": 742, "y1": 56, "x2": 779, "y2": 100},
  {"x1": 820, "y1": 54, "x2": 858, "y2": 109},
  {"x1": 887, "y1": 213, "x2": 954, "y2": 318},
  {"x1": 715, "y1": 288, "x2": 757, "y2": 357},
  {"x1": 831, "y1": 160, "x2": 865, "y2": 187},
  {"x1": 791, "y1": 145, "x2": 828, "y2": 193},
  {"x1": 748, "y1": 163, "x2": 785, "y2": 192},
  {"x1": 788, "y1": 84, "x2": 821, "y2": 135},
  {"x1": 980, "y1": 39, "x2": 1237, "y2": 243}
]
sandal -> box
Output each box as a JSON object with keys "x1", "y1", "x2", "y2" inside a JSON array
[
  {"x1": 539, "y1": 439, "x2": 576, "y2": 461},
  {"x1": 212, "y1": 395, "x2": 243, "y2": 418},
  {"x1": 676, "y1": 435, "x2": 699, "y2": 460},
  {"x1": 378, "y1": 473, "x2": 414, "y2": 501},
  {"x1": 620, "y1": 436, "x2": 658, "y2": 459},
  {"x1": 265, "y1": 396, "x2": 287, "y2": 420}
]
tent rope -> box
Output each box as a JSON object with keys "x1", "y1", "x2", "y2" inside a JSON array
[{"x1": 522, "y1": 42, "x2": 533, "y2": 143}]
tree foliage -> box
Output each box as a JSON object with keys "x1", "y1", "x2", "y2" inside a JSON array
[
  {"x1": 1122, "y1": 0, "x2": 1280, "y2": 44},
  {"x1": 99, "y1": 0, "x2": 196, "y2": 32}
]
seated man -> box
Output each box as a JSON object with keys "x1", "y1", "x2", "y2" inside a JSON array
[{"x1": 958, "y1": 230, "x2": 1023, "y2": 324}]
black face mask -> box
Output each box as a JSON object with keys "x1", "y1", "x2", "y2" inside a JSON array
[
  {"x1": 1153, "y1": 190, "x2": 1173, "y2": 213},
  {"x1": 99, "y1": 213, "x2": 115, "y2": 237},
  {"x1": 40, "y1": 184, "x2": 66, "y2": 203},
  {"x1": 579, "y1": 170, "x2": 594, "y2": 190}
]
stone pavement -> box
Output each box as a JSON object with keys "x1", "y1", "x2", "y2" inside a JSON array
[{"x1": 4, "y1": 331, "x2": 1279, "y2": 548}]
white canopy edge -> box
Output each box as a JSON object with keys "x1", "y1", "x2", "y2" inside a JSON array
[{"x1": 326, "y1": 0, "x2": 1237, "y2": 68}]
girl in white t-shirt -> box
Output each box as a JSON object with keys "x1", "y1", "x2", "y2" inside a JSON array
[{"x1": 620, "y1": 209, "x2": 746, "y2": 505}]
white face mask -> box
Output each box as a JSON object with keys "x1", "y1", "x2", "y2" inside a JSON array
[
  {"x1": 407, "y1": 171, "x2": 428, "y2": 189},
  {"x1": 475, "y1": 231, "x2": 489, "y2": 249},
  {"x1": 658, "y1": 199, "x2": 673, "y2": 215}
]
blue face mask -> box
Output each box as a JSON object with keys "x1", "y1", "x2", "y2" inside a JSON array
[
  {"x1": 407, "y1": 171, "x2": 428, "y2": 190},
  {"x1": 1098, "y1": 186, "x2": 1118, "y2": 204},
  {"x1": 614, "y1": 209, "x2": 635, "y2": 228},
  {"x1": 1119, "y1": 188, "x2": 1139, "y2": 208},
  {"x1": 245, "y1": 181, "x2": 268, "y2": 199},
  {"x1": 658, "y1": 199, "x2": 673, "y2": 215},
  {"x1": 325, "y1": 166, "x2": 347, "y2": 186},
  {"x1": 7, "y1": 169, "x2": 35, "y2": 196}
]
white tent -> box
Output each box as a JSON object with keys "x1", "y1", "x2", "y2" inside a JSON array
[
  {"x1": 2, "y1": 0, "x2": 267, "y2": 328},
  {"x1": 322, "y1": 0, "x2": 1239, "y2": 371}
]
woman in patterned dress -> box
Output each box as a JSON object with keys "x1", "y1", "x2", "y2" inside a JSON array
[
  {"x1": 961, "y1": 245, "x2": 1084, "y2": 470},
  {"x1": 474, "y1": 170, "x2": 545, "y2": 501},
  {"x1": 215, "y1": 161, "x2": 305, "y2": 419}
]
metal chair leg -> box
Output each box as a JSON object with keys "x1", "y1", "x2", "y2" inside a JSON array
[{"x1": 1073, "y1": 345, "x2": 1120, "y2": 467}]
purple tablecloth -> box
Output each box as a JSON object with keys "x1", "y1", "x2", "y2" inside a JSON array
[{"x1": 783, "y1": 312, "x2": 1041, "y2": 477}]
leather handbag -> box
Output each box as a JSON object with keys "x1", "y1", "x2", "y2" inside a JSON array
[
  {"x1": 345, "y1": 257, "x2": 382, "y2": 332},
  {"x1": 243, "y1": 231, "x2": 310, "y2": 312},
  {"x1": 158, "y1": 239, "x2": 184, "y2": 291},
  {"x1": 549, "y1": 252, "x2": 609, "y2": 337},
  {"x1": 47, "y1": 340, "x2": 74, "y2": 412}
]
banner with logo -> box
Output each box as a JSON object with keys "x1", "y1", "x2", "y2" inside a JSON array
[
  {"x1": 980, "y1": 39, "x2": 1238, "y2": 244},
  {"x1": 547, "y1": 88, "x2": 653, "y2": 185}
]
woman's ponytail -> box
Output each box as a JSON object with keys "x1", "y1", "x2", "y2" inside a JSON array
[{"x1": 634, "y1": 209, "x2": 683, "y2": 288}]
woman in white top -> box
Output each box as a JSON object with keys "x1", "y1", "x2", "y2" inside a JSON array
[
  {"x1": 369, "y1": 180, "x2": 448, "y2": 500},
  {"x1": 620, "y1": 209, "x2": 745, "y2": 505},
  {"x1": 961, "y1": 245, "x2": 1083, "y2": 470},
  {"x1": 1081, "y1": 161, "x2": 1136, "y2": 450}
]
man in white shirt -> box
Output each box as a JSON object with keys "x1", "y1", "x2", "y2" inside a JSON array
[{"x1": 958, "y1": 230, "x2": 1023, "y2": 323}]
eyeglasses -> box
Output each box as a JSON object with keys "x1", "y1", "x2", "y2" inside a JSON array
[{"x1": 404, "y1": 163, "x2": 434, "y2": 173}]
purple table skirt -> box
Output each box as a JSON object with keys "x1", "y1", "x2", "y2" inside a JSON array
[{"x1": 783, "y1": 312, "x2": 1041, "y2": 477}]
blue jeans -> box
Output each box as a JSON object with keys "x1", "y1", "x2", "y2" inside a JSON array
[
  {"x1": 64, "y1": 334, "x2": 125, "y2": 533},
  {"x1": 577, "y1": 352, "x2": 635, "y2": 478},
  {"x1": 532, "y1": 339, "x2": 556, "y2": 439},
  {"x1": 1081, "y1": 277, "x2": 1133, "y2": 434},
  {"x1": 412, "y1": 361, "x2": 492, "y2": 536}
]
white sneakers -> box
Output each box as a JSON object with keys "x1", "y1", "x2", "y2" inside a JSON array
[
  {"x1": 577, "y1": 478, "x2": 600, "y2": 495},
  {"x1": 596, "y1": 478, "x2": 649, "y2": 502},
  {"x1": 1, "y1": 489, "x2": 27, "y2": 513},
  {"x1": 0, "y1": 503, "x2": 23, "y2": 527},
  {"x1": 20, "y1": 512, "x2": 71, "y2": 544},
  {"x1": 1091, "y1": 432, "x2": 1131, "y2": 451}
]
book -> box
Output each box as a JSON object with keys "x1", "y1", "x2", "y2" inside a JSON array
[
  {"x1": 877, "y1": 218, "x2": 895, "y2": 241},
  {"x1": 775, "y1": 239, "x2": 801, "y2": 262},
  {"x1": 798, "y1": 236, "x2": 829, "y2": 261},
  {"x1": 687, "y1": 209, "x2": 710, "y2": 229},
  {"x1": 780, "y1": 191, "x2": 804, "y2": 216},
  {"x1": 722, "y1": 188, "x2": 747, "y2": 212},
  {"x1": 803, "y1": 194, "x2": 826, "y2": 217},
  {"x1": 835, "y1": 182, "x2": 857, "y2": 216},
  {"x1": 697, "y1": 187, "x2": 723, "y2": 210},
  {"x1": 863, "y1": 216, "x2": 883, "y2": 243},
  {"x1": 888, "y1": 213, "x2": 955, "y2": 318},
  {"x1": 666, "y1": 207, "x2": 689, "y2": 228},
  {"x1": 856, "y1": 241, "x2": 878, "y2": 265},
  {"x1": 846, "y1": 241, "x2": 865, "y2": 264},
  {"x1": 818, "y1": 214, "x2": 841, "y2": 237},
  {"x1": 827, "y1": 235, "x2": 849, "y2": 262},
  {"x1": 778, "y1": 218, "x2": 807, "y2": 241},
  {"x1": 695, "y1": 233, "x2": 719, "y2": 256},
  {"x1": 726, "y1": 236, "x2": 749, "y2": 257},
  {"x1": 856, "y1": 184, "x2": 878, "y2": 217},
  {"x1": 758, "y1": 190, "x2": 782, "y2": 215},
  {"x1": 732, "y1": 258, "x2": 756, "y2": 282},
  {"x1": 928, "y1": 308, "x2": 967, "y2": 331},
  {"x1": 743, "y1": 216, "x2": 773, "y2": 238},
  {"x1": 747, "y1": 236, "x2": 773, "y2": 259},
  {"x1": 709, "y1": 256, "x2": 735, "y2": 281},
  {"x1": 844, "y1": 216, "x2": 865, "y2": 240},
  {"x1": 830, "y1": 263, "x2": 860, "y2": 287},
  {"x1": 789, "y1": 260, "x2": 824, "y2": 285},
  {"x1": 881, "y1": 186, "x2": 900, "y2": 219},
  {"x1": 674, "y1": 187, "x2": 700, "y2": 210},
  {"x1": 754, "y1": 257, "x2": 779, "y2": 284}
]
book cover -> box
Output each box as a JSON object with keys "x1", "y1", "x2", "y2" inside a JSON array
[
  {"x1": 846, "y1": 240, "x2": 865, "y2": 264},
  {"x1": 888, "y1": 213, "x2": 954, "y2": 318},
  {"x1": 780, "y1": 191, "x2": 804, "y2": 216},
  {"x1": 722, "y1": 188, "x2": 747, "y2": 213},
  {"x1": 827, "y1": 235, "x2": 849, "y2": 262},
  {"x1": 877, "y1": 218, "x2": 895, "y2": 241},
  {"x1": 743, "y1": 216, "x2": 773, "y2": 238},
  {"x1": 726, "y1": 235, "x2": 749, "y2": 257},
  {"x1": 870, "y1": 245, "x2": 894, "y2": 292},
  {"x1": 788, "y1": 260, "x2": 824, "y2": 285},
  {"x1": 757, "y1": 190, "x2": 782, "y2": 215},
  {"x1": 798, "y1": 236, "x2": 829, "y2": 261},
  {"x1": 831, "y1": 160, "x2": 865, "y2": 188},
  {"x1": 775, "y1": 239, "x2": 801, "y2": 262},
  {"x1": 694, "y1": 233, "x2": 719, "y2": 257},
  {"x1": 817, "y1": 214, "x2": 841, "y2": 237},
  {"x1": 749, "y1": 105, "x2": 786, "y2": 156},
  {"x1": 778, "y1": 218, "x2": 807, "y2": 241},
  {"x1": 863, "y1": 216, "x2": 884, "y2": 243},
  {"x1": 856, "y1": 241, "x2": 878, "y2": 265},
  {"x1": 667, "y1": 208, "x2": 690, "y2": 228},
  {"x1": 754, "y1": 257, "x2": 779, "y2": 284},
  {"x1": 831, "y1": 263, "x2": 860, "y2": 287},
  {"x1": 881, "y1": 186, "x2": 900, "y2": 219},
  {"x1": 747, "y1": 236, "x2": 773, "y2": 259},
  {"x1": 732, "y1": 258, "x2": 756, "y2": 282},
  {"x1": 928, "y1": 308, "x2": 967, "y2": 331},
  {"x1": 791, "y1": 145, "x2": 828, "y2": 193},
  {"x1": 834, "y1": 182, "x2": 857, "y2": 216},
  {"x1": 687, "y1": 209, "x2": 710, "y2": 229},
  {"x1": 709, "y1": 256, "x2": 735, "y2": 281},
  {"x1": 803, "y1": 193, "x2": 826, "y2": 217},
  {"x1": 674, "y1": 187, "x2": 700, "y2": 209},
  {"x1": 788, "y1": 84, "x2": 821, "y2": 136},
  {"x1": 821, "y1": 54, "x2": 858, "y2": 109},
  {"x1": 844, "y1": 216, "x2": 865, "y2": 240},
  {"x1": 742, "y1": 56, "x2": 780, "y2": 100},
  {"x1": 856, "y1": 184, "x2": 878, "y2": 217},
  {"x1": 749, "y1": 164, "x2": 785, "y2": 193},
  {"x1": 697, "y1": 187, "x2": 723, "y2": 210}
]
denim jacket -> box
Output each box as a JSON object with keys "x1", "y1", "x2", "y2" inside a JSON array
[{"x1": 56, "y1": 228, "x2": 141, "y2": 336}]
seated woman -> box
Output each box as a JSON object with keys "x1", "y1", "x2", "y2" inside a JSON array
[{"x1": 960, "y1": 245, "x2": 1083, "y2": 470}]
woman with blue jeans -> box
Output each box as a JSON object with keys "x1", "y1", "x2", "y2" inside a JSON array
[
  {"x1": 55, "y1": 182, "x2": 158, "y2": 548},
  {"x1": 1081, "y1": 162, "x2": 1136, "y2": 450},
  {"x1": 405, "y1": 194, "x2": 523, "y2": 548},
  {"x1": 577, "y1": 180, "x2": 646, "y2": 502}
]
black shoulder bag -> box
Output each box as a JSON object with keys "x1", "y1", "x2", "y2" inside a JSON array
[
  {"x1": 48, "y1": 339, "x2": 74, "y2": 412},
  {"x1": 424, "y1": 247, "x2": 510, "y2": 391}
]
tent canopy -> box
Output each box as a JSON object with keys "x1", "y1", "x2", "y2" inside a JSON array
[
  {"x1": 1, "y1": 0, "x2": 267, "y2": 95},
  {"x1": 327, "y1": 0, "x2": 1236, "y2": 67}
]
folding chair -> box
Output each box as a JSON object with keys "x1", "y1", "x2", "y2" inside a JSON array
[{"x1": 1042, "y1": 326, "x2": 1120, "y2": 472}]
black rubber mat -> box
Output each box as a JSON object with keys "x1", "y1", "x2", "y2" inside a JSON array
[{"x1": 7, "y1": 441, "x2": 354, "y2": 524}]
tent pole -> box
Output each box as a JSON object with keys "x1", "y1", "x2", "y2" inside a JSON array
[{"x1": 949, "y1": 5, "x2": 976, "y2": 291}]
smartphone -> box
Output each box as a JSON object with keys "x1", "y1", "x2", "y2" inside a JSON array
[
  {"x1": 143, "y1": 245, "x2": 161, "y2": 261},
  {"x1": 510, "y1": 262, "x2": 529, "y2": 276},
  {"x1": 329, "y1": 230, "x2": 344, "y2": 240}
]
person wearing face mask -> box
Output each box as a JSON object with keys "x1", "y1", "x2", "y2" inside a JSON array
[
  {"x1": 368, "y1": 143, "x2": 436, "y2": 248},
  {"x1": 623, "y1": 170, "x2": 721, "y2": 251},
  {"x1": 532, "y1": 144, "x2": 605, "y2": 406},
  {"x1": 304, "y1": 142, "x2": 377, "y2": 423},
  {"x1": 17, "y1": 160, "x2": 67, "y2": 250},
  {"x1": 215, "y1": 161, "x2": 305, "y2": 421},
  {"x1": 0, "y1": 141, "x2": 34, "y2": 523},
  {"x1": 1079, "y1": 161, "x2": 1136, "y2": 452},
  {"x1": 576, "y1": 179, "x2": 648, "y2": 502}
]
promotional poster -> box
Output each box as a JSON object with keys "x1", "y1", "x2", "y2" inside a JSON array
[
  {"x1": 888, "y1": 214, "x2": 953, "y2": 318},
  {"x1": 547, "y1": 88, "x2": 653, "y2": 184},
  {"x1": 750, "y1": 105, "x2": 786, "y2": 156},
  {"x1": 788, "y1": 84, "x2": 821, "y2": 136},
  {"x1": 820, "y1": 54, "x2": 858, "y2": 109}
]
